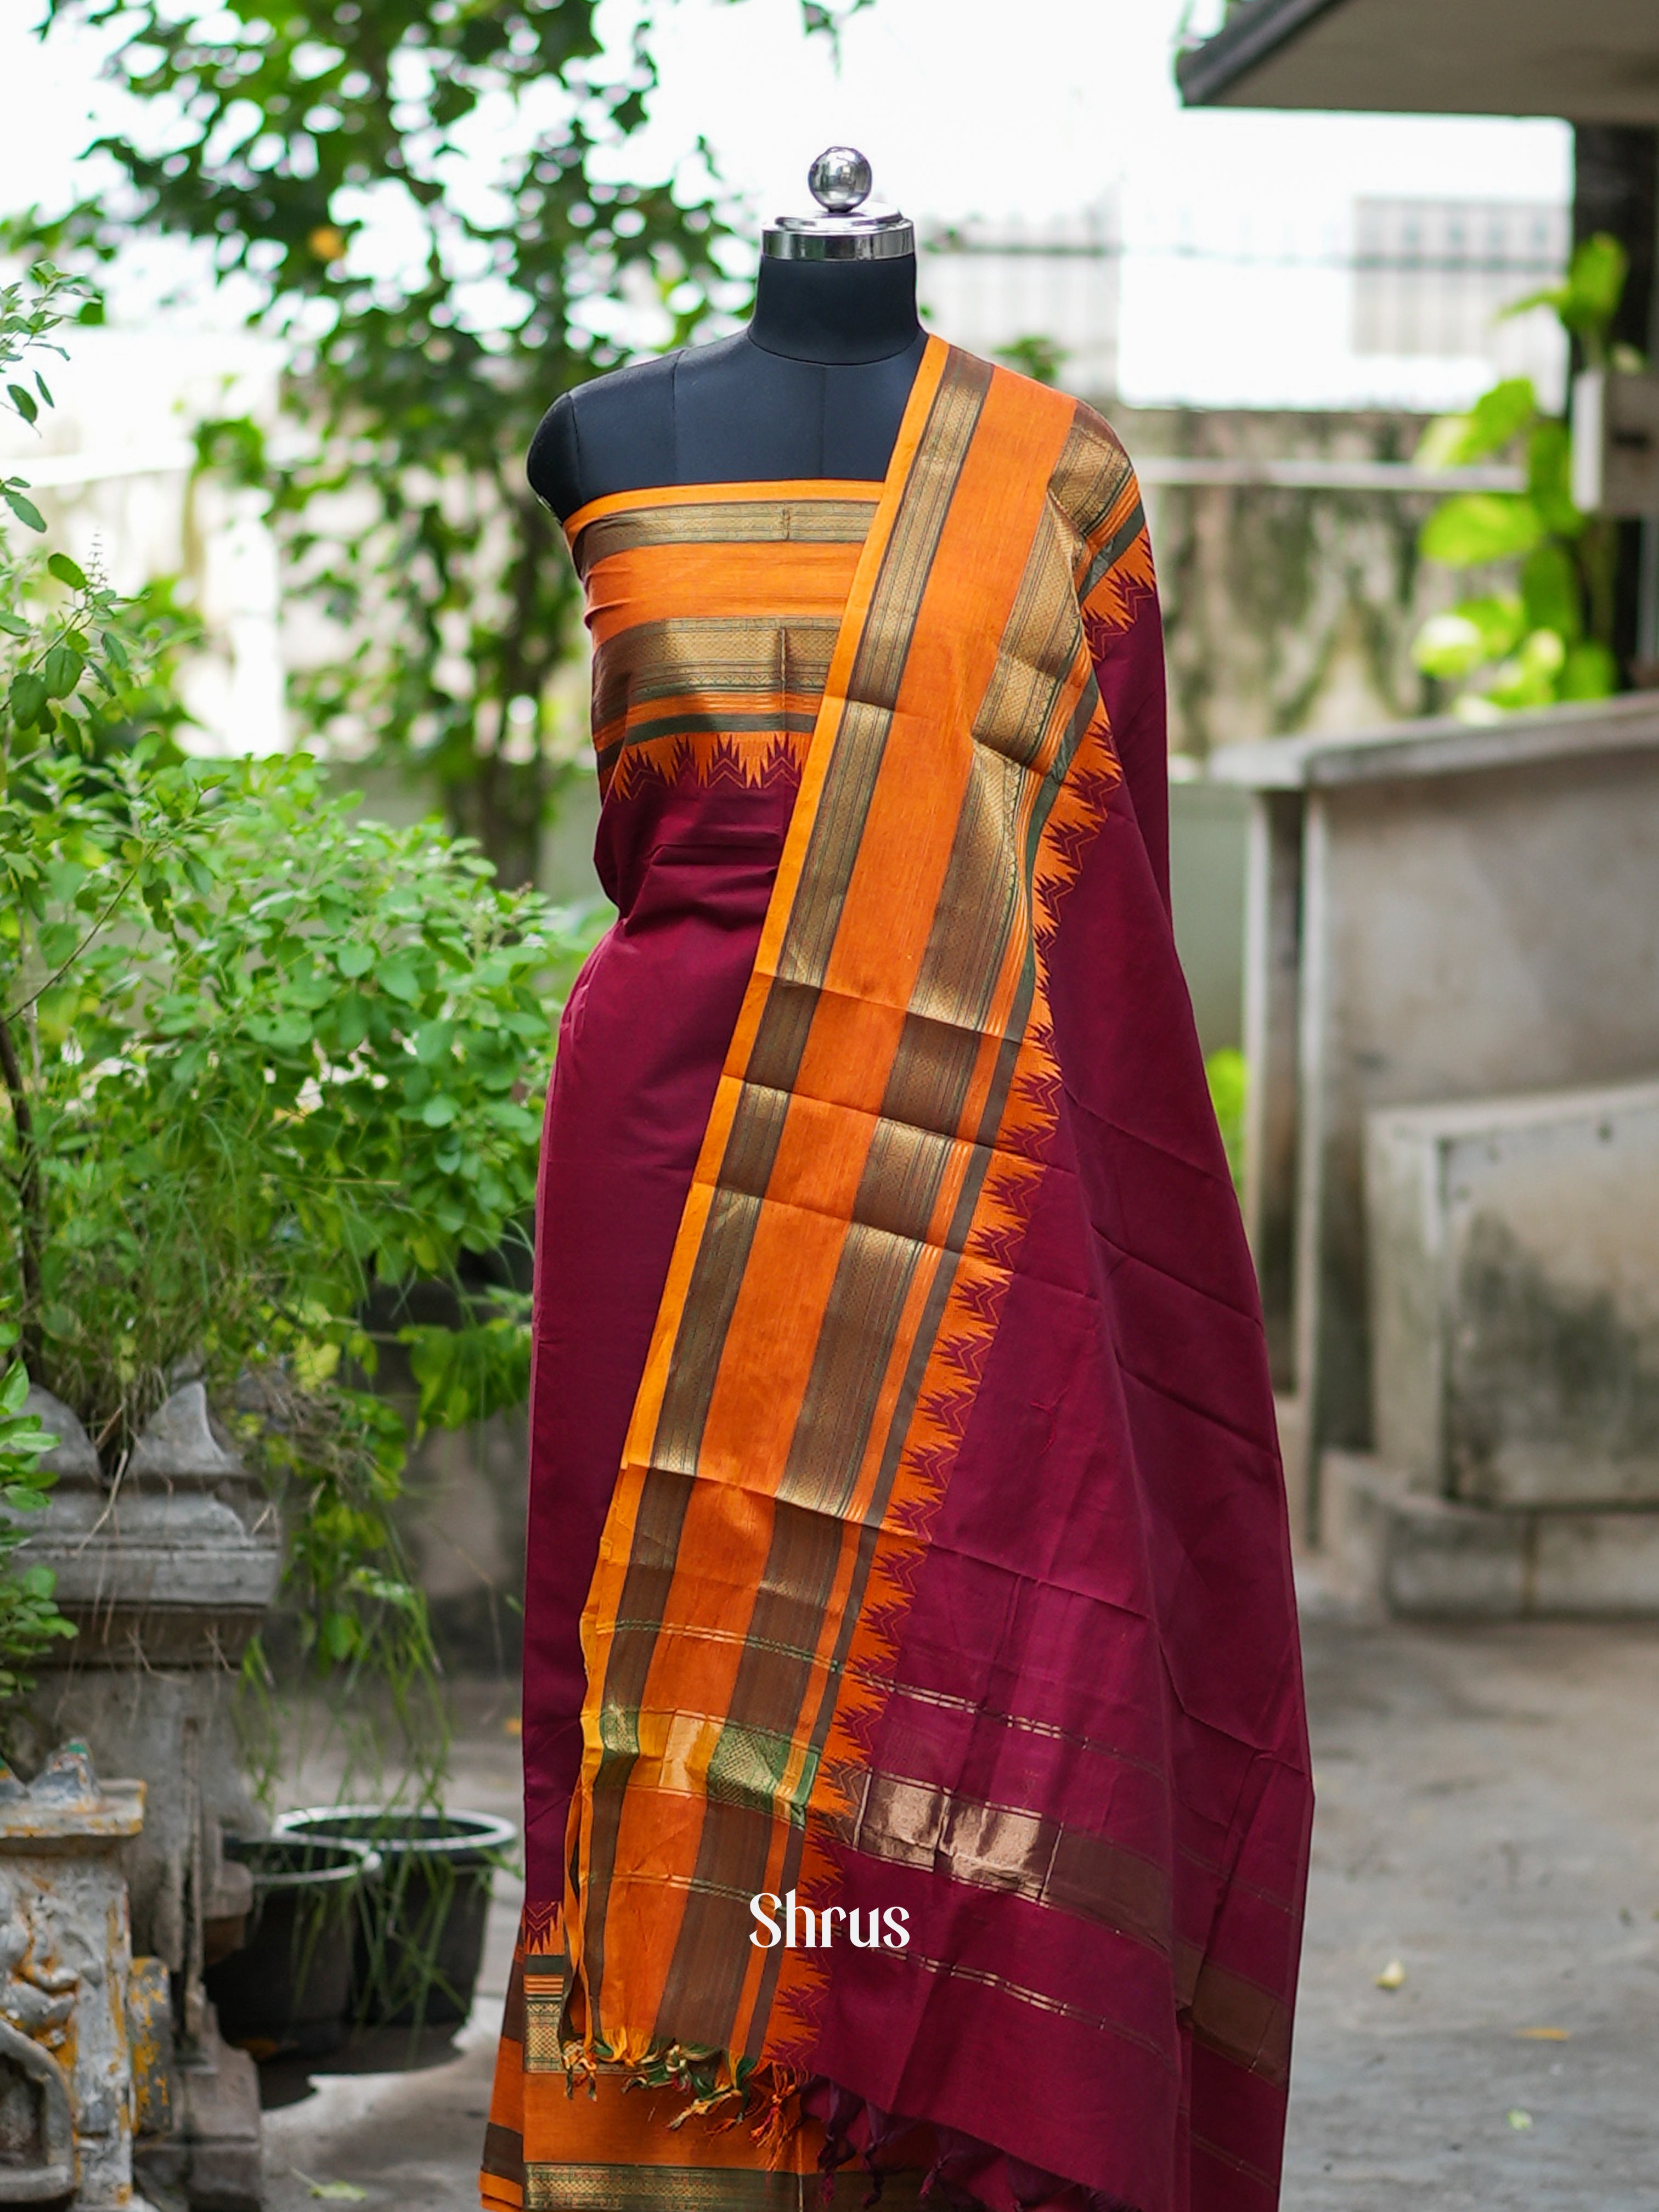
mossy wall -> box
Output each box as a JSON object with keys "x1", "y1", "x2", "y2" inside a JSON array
[{"x1": 1115, "y1": 403, "x2": 1463, "y2": 758}]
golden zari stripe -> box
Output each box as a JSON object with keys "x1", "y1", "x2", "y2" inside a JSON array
[
  {"x1": 572, "y1": 494, "x2": 879, "y2": 569},
  {"x1": 523, "y1": 2168, "x2": 928, "y2": 2211}
]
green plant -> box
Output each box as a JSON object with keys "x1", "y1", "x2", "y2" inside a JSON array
[
  {"x1": 1205, "y1": 1047, "x2": 1245, "y2": 1196},
  {"x1": 0, "y1": 1333, "x2": 76, "y2": 1700},
  {"x1": 27, "y1": 0, "x2": 871, "y2": 883},
  {"x1": 1412, "y1": 234, "x2": 1632, "y2": 717},
  {"x1": 996, "y1": 335, "x2": 1068, "y2": 387},
  {"x1": 399, "y1": 1307, "x2": 534, "y2": 1442},
  {"x1": 4, "y1": 742, "x2": 594, "y2": 1767},
  {"x1": 1, "y1": 265, "x2": 198, "y2": 1697},
  {"x1": 8, "y1": 751, "x2": 571, "y2": 1422}
]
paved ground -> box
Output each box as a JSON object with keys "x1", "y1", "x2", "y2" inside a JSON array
[
  {"x1": 1286, "y1": 1609, "x2": 1659, "y2": 2209},
  {"x1": 255, "y1": 1618, "x2": 1659, "y2": 2210}
]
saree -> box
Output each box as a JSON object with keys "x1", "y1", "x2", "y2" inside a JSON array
[{"x1": 484, "y1": 338, "x2": 1312, "y2": 2212}]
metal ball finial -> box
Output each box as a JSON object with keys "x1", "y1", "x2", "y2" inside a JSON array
[
  {"x1": 763, "y1": 145, "x2": 910, "y2": 259},
  {"x1": 809, "y1": 146, "x2": 873, "y2": 215}
]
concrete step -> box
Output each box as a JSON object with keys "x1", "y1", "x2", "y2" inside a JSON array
[{"x1": 1324, "y1": 1450, "x2": 1659, "y2": 1618}]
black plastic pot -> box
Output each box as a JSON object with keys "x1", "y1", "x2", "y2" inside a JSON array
[
  {"x1": 274, "y1": 1806, "x2": 516, "y2": 2027},
  {"x1": 204, "y1": 1836, "x2": 381, "y2": 2059}
]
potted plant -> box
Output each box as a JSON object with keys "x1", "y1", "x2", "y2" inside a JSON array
[
  {"x1": 272, "y1": 1805, "x2": 516, "y2": 2027},
  {"x1": 204, "y1": 1834, "x2": 382, "y2": 2059}
]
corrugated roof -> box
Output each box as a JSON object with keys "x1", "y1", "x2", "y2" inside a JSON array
[{"x1": 1177, "y1": 0, "x2": 1659, "y2": 122}]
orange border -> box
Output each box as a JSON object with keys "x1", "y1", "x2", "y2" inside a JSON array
[{"x1": 566, "y1": 341, "x2": 951, "y2": 2036}]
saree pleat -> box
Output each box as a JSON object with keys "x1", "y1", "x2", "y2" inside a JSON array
[{"x1": 488, "y1": 338, "x2": 1311, "y2": 2212}]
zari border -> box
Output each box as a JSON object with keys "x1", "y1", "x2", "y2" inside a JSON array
[{"x1": 523, "y1": 2168, "x2": 928, "y2": 2211}]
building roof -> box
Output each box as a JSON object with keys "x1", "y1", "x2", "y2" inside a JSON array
[{"x1": 1176, "y1": 0, "x2": 1659, "y2": 122}]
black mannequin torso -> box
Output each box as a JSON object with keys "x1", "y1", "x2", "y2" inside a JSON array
[{"x1": 527, "y1": 255, "x2": 927, "y2": 522}]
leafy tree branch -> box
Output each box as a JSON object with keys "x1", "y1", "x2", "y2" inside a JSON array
[{"x1": 27, "y1": 0, "x2": 873, "y2": 881}]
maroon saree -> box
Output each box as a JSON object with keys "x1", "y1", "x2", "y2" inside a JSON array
[{"x1": 486, "y1": 338, "x2": 1311, "y2": 2212}]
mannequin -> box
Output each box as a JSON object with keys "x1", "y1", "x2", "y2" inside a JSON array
[{"x1": 527, "y1": 148, "x2": 927, "y2": 518}]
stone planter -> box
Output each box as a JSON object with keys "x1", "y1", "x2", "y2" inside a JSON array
[{"x1": 13, "y1": 1382, "x2": 283, "y2": 2210}]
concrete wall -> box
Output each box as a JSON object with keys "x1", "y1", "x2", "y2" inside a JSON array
[
  {"x1": 400, "y1": 1412, "x2": 529, "y2": 1675},
  {"x1": 1116, "y1": 404, "x2": 1463, "y2": 758},
  {"x1": 1367, "y1": 1080, "x2": 1659, "y2": 1508},
  {"x1": 1217, "y1": 695, "x2": 1659, "y2": 1537},
  {"x1": 1169, "y1": 777, "x2": 1249, "y2": 1056}
]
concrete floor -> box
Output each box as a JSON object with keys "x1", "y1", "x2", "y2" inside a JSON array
[
  {"x1": 1286, "y1": 1610, "x2": 1659, "y2": 2209},
  {"x1": 253, "y1": 1618, "x2": 1659, "y2": 2210}
]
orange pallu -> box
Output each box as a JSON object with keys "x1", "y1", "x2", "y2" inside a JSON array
[{"x1": 486, "y1": 340, "x2": 1311, "y2": 2212}]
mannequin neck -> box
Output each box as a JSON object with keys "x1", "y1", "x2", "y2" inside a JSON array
[{"x1": 747, "y1": 253, "x2": 924, "y2": 366}]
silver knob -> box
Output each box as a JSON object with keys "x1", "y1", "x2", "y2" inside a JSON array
[
  {"x1": 763, "y1": 146, "x2": 911, "y2": 261},
  {"x1": 809, "y1": 146, "x2": 873, "y2": 215}
]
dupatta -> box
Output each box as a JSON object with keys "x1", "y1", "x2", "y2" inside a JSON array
[{"x1": 526, "y1": 341, "x2": 1311, "y2": 2212}]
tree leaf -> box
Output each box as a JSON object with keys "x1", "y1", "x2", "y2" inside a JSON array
[
  {"x1": 36, "y1": 922, "x2": 81, "y2": 967},
  {"x1": 1414, "y1": 613, "x2": 1486, "y2": 681},
  {"x1": 1483, "y1": 627, "x2": 1565, "y2": 712},
  {"x1": 2, "y1": 483, "x2": 46, "y2": 532},
  {"x1": 1520, "y1": 544, "x2": 1581, "y2": 643},
  {"x1": 1518, "y1": 628, "x2": 1566, "y2": 681},
  {"x1": 1447, "y1": 377, "x2": 1535, "y2": 465},
  {"x1": 1458, "y1": 595, "x2": 1527, "y2": 662},
  {"x1": 1562, "y1": 232, "x2": 1628, "y2": 334},
  {"x1": 47, "y1": 552, "x2": 87, "y2": 590},
  {"x1": 1526, "y1": 422, "x2": 1581, "y2": 537},
  {"x1": 7, "y1": 383, "x2": 38, "y2": 426},
  {"x1": 249, "y1": 1010, "x2": 314, "y2": 1052},
  {"x1": 376, "y1": 955, "x2": 421, "y2": 1002},
  {"x1": 1415, "y1": 414, "x2": 1473, "y2": 470},
  {"x1": 336, "y1": 942, "x2": 375, "y2": 978},
  {"x1": 321, "y1": 1610, "x2": 360, "y2": 1662},
  {"x1": 9, "y1": 670, "x2": 48, "y2": 725},
  {"x1": 331, "y1": 994, "x2": 370, "y2": 1051},
  {"x1": 41, "y1": 640, "x2": 84, "y2": 699},
  {"x1": 1420, "y1": 494, "x2": 1544, "y2": 568},
  {"x1": 1559, "y1": 639, "x2": 1617, "y2": 700}
]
